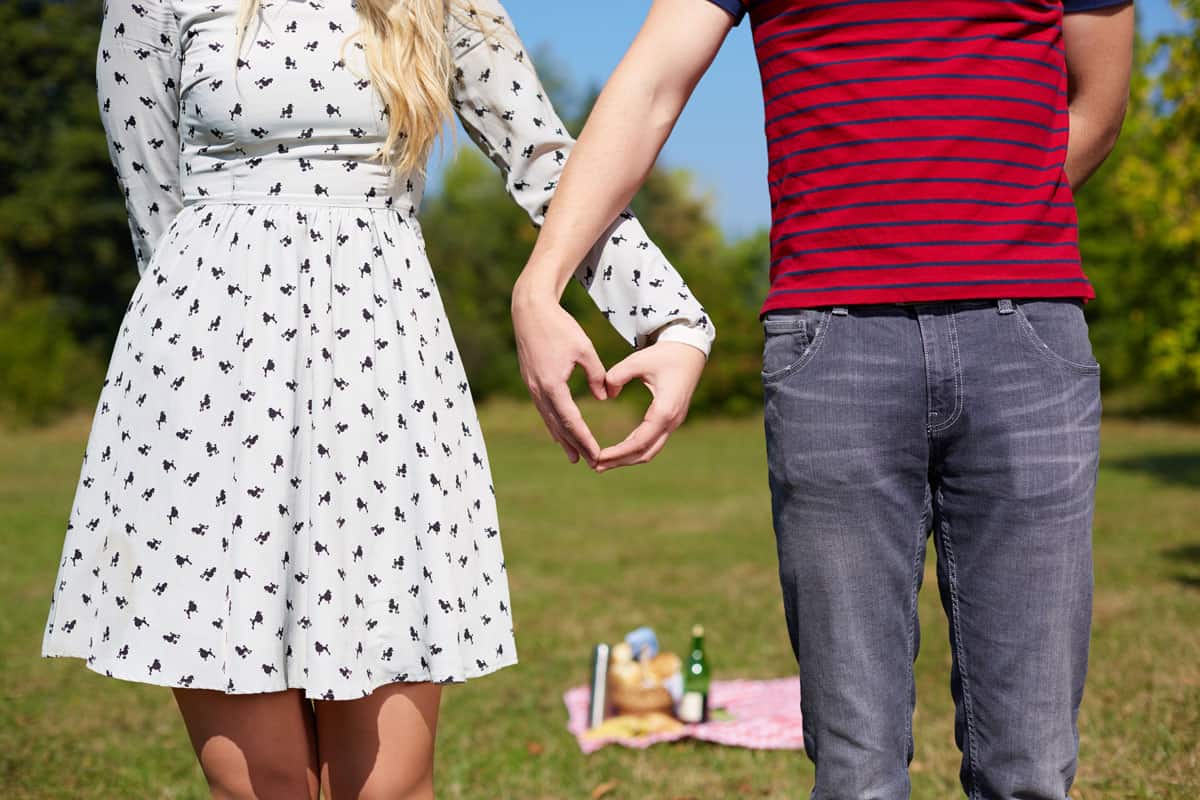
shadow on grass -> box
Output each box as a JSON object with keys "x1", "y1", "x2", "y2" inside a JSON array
[
  {"x1": 1160, "y1": 543, "x2": 1200, "y2": 591},
  {"x1": 1106, "y1": 452, "x2": 1200, "y2": 489}
]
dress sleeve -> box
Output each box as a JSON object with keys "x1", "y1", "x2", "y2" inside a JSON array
[
  {"x1": 446, "y1": 0, "x2": 715, "y2": 355},
  {"x1": 97, "y1": 0, "x2": 184, "y2": 275}
]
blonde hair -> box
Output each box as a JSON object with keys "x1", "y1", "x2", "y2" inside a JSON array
[{"x1": 236, "y1": 0, "x2": 470, "y2": 174}]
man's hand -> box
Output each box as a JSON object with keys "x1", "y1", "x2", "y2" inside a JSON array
[
  {"x1": 512, "y1": 291, "x2": 607, "y2": 466},
  {"x1": 595, "y1": 341, "x2": 706, "y2": 472}
]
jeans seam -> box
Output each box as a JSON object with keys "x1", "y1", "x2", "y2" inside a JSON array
[
  {"x1": 929, "y1": 311, "x2": 964, "y2": 434},
  {"x1": 906, "y1": 493, "x2": 931, "y2": 764},
  {"x1": 919, "y1": 315, "x2": 934, "y2": 435},
  {"x1": 937, "y1": 495, "x2": 982, "y2": 800}
]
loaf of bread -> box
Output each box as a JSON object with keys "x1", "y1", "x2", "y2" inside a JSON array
[{"x1": 606, "y1": 646, "x2": 682, "y2": 716}]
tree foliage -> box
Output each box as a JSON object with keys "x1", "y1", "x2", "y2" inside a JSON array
[
  {"x1": 0, "y1": 0, "x2": 136, "y2": 346},
  {"x1": 1075, "y1": 3, "x2": 1200, "y2": 413}
]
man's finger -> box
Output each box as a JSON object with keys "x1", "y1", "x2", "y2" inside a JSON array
[
  {"x1": 532, "y1": 394, "x2": 581, "y2": 463},
  {"x1": 556, "y1": 436, "x2": 581, "y2": 463},
  {"x1": 548, "y1": 386, "x2": 601, "y2": 463},
  {"x1": 578, "y1": 343, "x2": 609, "y2": 402},
  {"x1": 549, "y1": 419, "x2": 580, "y2": 462}
]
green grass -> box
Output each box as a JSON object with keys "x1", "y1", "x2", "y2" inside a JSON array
[{"x1": 3, "y1": 400, "x2": 1198, "y2": 799}]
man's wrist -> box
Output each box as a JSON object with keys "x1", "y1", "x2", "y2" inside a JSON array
[{"x1": 512, "y1": 271, "x2": 565, "y2": 310}]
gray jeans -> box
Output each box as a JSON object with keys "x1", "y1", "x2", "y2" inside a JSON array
[{"x1": 762, "y1": 299, "x2": 1101, "y2": 800}]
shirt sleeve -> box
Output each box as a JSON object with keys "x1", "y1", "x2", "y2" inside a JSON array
[
  {"x1": 446, "y1": 0, "x2": 715, "y2": 356},
  {"x1": 97, "y1": 0, "x2": 184, "y2": 276},
  {"x1": 1062, "y1": 0, "x2": 1133, "y2": 12},
  {"x1": 705, "y1": 0, "x2": 747, "y2": 25}
]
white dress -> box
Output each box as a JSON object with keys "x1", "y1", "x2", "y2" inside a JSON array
[{"x1": 41, "y1": 0, "x2": 713, "y2": 700}]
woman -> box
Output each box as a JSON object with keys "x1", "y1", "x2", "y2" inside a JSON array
[{"x1": 42, "y1": 0, "x2": 712, "y2": 796}]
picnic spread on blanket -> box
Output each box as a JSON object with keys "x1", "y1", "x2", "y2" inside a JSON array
[{"x1": 565, "y1": 626, "x2": 805, "y2": 753}]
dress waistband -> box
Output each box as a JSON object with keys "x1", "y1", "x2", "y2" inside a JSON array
[{"x1": 182, "y1": 192, "x2": 412, "y2": 210}]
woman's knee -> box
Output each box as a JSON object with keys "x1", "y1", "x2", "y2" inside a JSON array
[
  {"x1": 196, "y1": 732, "x2": 318, "y2": 800},
  {"x1": 344, "y1": 768, "x2": 434, "y2": 800}
]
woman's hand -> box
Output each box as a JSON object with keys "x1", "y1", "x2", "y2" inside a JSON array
[
  {"x1": 511, "y1": 287, "x2": 608, "y2": 466},
  {"x1": 594, "y1": 341, "x2": 706, "y2": 472}
]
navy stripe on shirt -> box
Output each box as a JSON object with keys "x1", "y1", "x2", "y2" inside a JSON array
[
  {"x1": 706, "y1": 0, "x2": 747, "y2": 24},
  {"x1": 1064, "y1": 0, "x2": 1133, "y2": 12}
]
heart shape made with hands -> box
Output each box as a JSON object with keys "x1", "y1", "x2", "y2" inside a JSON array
[
  {"x1": 538, "y1": 341, "x2": 708, "y2": 473},
  {"x1": 511, "y1": 296, "x2": 706, "y2": 473}
]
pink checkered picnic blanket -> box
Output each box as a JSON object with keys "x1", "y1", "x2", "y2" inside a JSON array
[{"x1": 564, "y1": 677, "x2": 805, "y2": 753}]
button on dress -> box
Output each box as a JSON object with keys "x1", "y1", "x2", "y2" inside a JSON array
[{"x1": 41, "y1": 0, "x2": 713, "y2": 700}]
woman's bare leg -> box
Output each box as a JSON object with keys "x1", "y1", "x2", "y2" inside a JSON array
[
  {"x1": 315, "y1": 683, "x2": 442, "y2": 800},
  {"x1": 173, "y1": 688, "x2": 320, "y2": 800}
]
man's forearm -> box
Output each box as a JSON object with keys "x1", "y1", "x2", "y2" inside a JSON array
[
  {"x1": 513, "y1": 0, "x2": 732, "y2": 304},
  {"x1": 514, "y1": 71, "x2": 675, "y2": 300}
]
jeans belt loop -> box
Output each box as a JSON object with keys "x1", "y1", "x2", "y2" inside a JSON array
[
  {"x1": 832, "y1": 306, "x2": 850, "y2": 317},
  {"x1": 998, "y1": 298, "x2": 1016, "y2": 315}
]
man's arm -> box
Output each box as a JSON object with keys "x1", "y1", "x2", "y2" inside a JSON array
[
  {"x1": 511, "y1": 0, "x2": 735, "y2": 470},
  {"x1": 448, "y1": 0, "x2": 715, "y2": 466},
  {"x1": 1063, "y1": 1, "x2": 1136, "y2": 189},
  {"x1": 513, "y1": 0, "x2": 734, "y2": 299}
]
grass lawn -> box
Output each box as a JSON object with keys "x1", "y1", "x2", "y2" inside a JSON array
[{"x1": 2, "y1": 399, "x2": 1198, "y2": 799}]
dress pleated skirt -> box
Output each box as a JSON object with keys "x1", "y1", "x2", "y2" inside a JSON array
[{"x1": 42, "y1": 202, "x2": 518, "y2": 699}]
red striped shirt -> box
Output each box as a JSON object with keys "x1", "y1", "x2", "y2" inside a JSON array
[{"x1": 706, "y1": 0, "x2": 1128, "y2": 313}]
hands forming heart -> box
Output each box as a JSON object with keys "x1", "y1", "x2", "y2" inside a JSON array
[{"x1": 511, "y1": 296, "x2": 706, "y2": 472}]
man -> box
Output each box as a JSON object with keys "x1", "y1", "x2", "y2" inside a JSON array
[{"x1": 511, "y1": 0, "x2": 1133, "y2": 796}]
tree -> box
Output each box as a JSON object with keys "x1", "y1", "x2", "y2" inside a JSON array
[
  {"x1": 1075, "y1": 4, "x2": 1200, "y2": 414},
  {"x1": 0, "y1": 0, "x2": 136, "y2": 345},
  {"x1": 421, "y1": 148, "x2": 534, "y2": 399}
]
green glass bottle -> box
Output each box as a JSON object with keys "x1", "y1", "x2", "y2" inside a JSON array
[{"x1": 678, "y1": 624, "x2": 710, "y2": 723}]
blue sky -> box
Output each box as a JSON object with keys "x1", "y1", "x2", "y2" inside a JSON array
[{"x1": 433, "y1": 0, "x2": 1185, "y2": 237}]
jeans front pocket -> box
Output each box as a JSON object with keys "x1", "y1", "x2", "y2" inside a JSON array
[
  {"x1": 1013, "y1": 300, "x2": 1101, "y2": 375},
  {"x1": 762, "y1": 308, "x2": 834, "y2": 384}
]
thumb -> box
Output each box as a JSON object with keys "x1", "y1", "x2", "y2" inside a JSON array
[
  {"x1": 605, "y1": 350, "x2": 648, "y2": 399},
  {"x1": 577, "y1": 341, "x2": 608, "y2": 401}
]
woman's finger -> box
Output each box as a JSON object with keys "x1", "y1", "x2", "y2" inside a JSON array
[
  {"x1": 604, "y1": 350, "x2": 649, "y2": 399},
  {"x1": 594, "y1": 416, "x2": 668, "y2": 470}
]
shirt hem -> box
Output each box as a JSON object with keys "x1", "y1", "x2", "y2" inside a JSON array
[{"x1": 760, "y1": 281, "x2": 1096, "y2": 315}]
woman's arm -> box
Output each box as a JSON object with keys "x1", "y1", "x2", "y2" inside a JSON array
[
  {"x1": 448, "y1": 0, "x2": 722, "y2": 465},
  {"x1": 97, "y1": 0, "x2": 183, "y2": 274},
  {"x1": 508, "y1": 0, "x2": 735, "y2": 470},
  {"x1": 1063, "y1": 1, "x2": 1135, "y2": 189}
]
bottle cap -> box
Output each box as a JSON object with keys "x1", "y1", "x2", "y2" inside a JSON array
[{"x1": 692, "y1": 624, "x2": 704, "y2": 637}]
